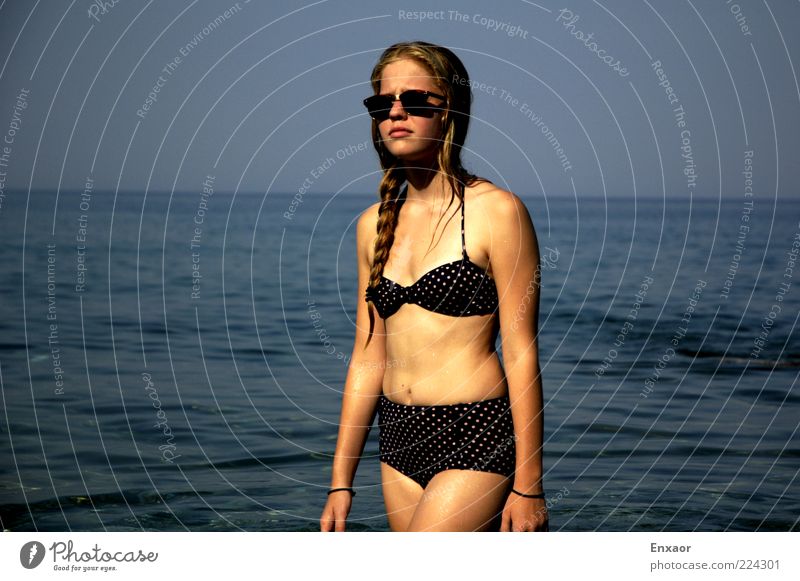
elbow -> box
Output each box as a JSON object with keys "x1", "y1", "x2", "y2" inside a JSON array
[
  {"x1": 502, "y1": 345, "x2": 539, "y2": 365},
  {"x1": 502, "y1": 349, "x2": 541, "y2": 376}
]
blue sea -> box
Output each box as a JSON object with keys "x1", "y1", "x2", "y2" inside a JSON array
[{"x1": 0, "y1": 190, "x2": 798, "y2": 531}]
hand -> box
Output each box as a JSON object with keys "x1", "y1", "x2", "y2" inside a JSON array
[
  {"x1": 500, "y1": 492, "x2": 549, "y2": 532},
  {"x1": 320, "y1": 490, "x2": 353, "y2": 532}
]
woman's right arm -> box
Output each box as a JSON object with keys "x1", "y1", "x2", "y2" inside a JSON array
[{"x1": 320, "y1": 204, "x2": 386, "y2": 532}]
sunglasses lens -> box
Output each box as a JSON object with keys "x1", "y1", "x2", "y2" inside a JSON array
[
  {"x1": 399, "y1": 92, "x2": 433, "y2": 115},
  {"x1": 364, "y1": 96, "x2": 392, "y2": 120},
  {"x1": 363, "y1": 91, "x2": 441, "y2": 120}
]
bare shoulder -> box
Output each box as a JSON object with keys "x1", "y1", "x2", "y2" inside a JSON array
[
  {"x1": 357, "y1": 200, "x2": 382, "y2": 230},
  {"x1": 357, "y1": 201, "x2": 381, "y2": 238},
  {"x1": 356, "y1": 201, "x2": 382, "y2": 262},
  {"x1": 466, "y1": 180, "x2": 532, "y2": 226}
]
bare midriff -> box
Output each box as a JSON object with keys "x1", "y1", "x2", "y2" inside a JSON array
[{"x1": 381, "y1": 305, "x2": 507, "y2": 406}]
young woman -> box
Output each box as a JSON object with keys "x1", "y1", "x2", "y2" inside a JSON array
[{"x1": 320, "y1": 41, "x2": 546, "y2": 532}]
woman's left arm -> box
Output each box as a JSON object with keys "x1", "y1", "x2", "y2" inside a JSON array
[{"x1": 487, "y1": 190, "x2": 547, "y2": 531}]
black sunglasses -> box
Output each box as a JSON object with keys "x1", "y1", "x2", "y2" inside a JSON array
[{"x1": 363, "y1": 90, "x2": 446, "y2": 121}]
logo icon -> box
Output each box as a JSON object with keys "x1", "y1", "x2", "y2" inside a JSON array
[{"x1": 20, "y1": 541, "x2": 46, "y2": 569}]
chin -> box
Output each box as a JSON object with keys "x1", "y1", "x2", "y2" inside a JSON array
[{"x1": 384, "y1": 142, "x2": 439, "y2": 164}]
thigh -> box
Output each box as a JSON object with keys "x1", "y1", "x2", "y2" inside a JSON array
[
  {"x1": 380, "y1": 461, "x2": 425, "y2": 532},
  {"x1": 407, "y1": 469, "x2": 512, "y2": 532}
]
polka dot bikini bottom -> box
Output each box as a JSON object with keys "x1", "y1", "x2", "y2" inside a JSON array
[{"x1": 377, "y1": 393, "x2": 516, "y2": 490}]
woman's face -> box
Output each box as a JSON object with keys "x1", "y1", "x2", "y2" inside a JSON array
[{"x1": 376, "y1": 58, "x2": 446, "y2": 164}]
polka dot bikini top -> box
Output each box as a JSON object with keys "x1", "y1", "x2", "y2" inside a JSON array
[{"x1": 365, "y1": 185, "x2": 499, "y2": 319}]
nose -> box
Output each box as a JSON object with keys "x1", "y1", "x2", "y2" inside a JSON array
[{"x1": 388, "y1": 97, "x2": 407, "y2": 120}]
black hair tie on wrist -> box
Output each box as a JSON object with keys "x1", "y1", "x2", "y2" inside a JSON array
[
  {"x1": 511, "y1": 488, "x2": 545, "y2": 499},
  {"x1": 327, "y1": 487, "x2": 356, "y2": 497}
]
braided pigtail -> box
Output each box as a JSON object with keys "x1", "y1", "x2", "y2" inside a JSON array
[{"x1": 363, "y1": 166, "x2": 406, "y2": 349}]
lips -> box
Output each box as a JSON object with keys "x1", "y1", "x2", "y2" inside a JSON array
[{"x1": 388, "y1": 127, "x2": 412, "y2": 137}]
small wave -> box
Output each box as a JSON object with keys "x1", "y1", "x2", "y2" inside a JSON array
[{"x1": 679, "y1": 348, "x2": 800, "y2": 369}]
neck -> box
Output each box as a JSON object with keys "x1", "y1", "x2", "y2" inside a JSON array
[{"x1": 403, "y1": 159, "x2": 453, "y2": 204}]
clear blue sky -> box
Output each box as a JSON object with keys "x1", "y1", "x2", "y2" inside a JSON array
[{"x1": 0, "y1": 0, "x2": 797, "y2": 198}]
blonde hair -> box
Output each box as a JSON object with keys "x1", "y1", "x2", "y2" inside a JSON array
[{"x1": 363, "y1": 41, "x2": 485, "y2": 348}]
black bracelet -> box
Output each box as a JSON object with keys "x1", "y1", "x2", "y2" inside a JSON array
[
  {"x1": 327, "y1": 487, "x2": 356, "y2": 497},
  {"x1": 511, "y1": 488, "x2": 545, "y2": 499}
]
